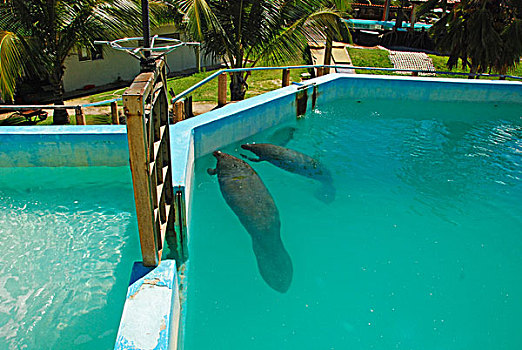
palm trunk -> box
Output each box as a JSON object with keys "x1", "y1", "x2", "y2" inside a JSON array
[
  {"x1": 394, "y1": 0, "x2": 406, "y2": 30},
  {"x1": 230, "y1": 72, "x2": 248, "y2": 101},
  {"x1": 50, "y1": 63, "x2": 69, "y2": 125},
  {"x1": 323, "y1": 33, "x2": 333, "y2": 74},
  {"x1": 468, "y1": 65, "x2": 477, "y2": 79}
]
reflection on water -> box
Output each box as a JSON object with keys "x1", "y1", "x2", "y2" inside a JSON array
[
  {"x1": 397, "y1": 119, "x2": 522, "y2": 219},
  {"x1": 0, "y1": 167, "x2": 139, "y2": 350}
]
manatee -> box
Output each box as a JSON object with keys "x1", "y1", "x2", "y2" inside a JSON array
[
  {"x1": 208, "y1": 151, "x2": 293, "y2": 293},
  {"x1": 240, "y1": 143, "x2": 336, "y2": 203}
]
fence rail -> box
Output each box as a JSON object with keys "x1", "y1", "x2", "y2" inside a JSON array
[
  {"x1": 170, "y1": 64, "x2": 522, "y2": 115},
  {"x1": 0, "y1": 100, "x2": 122, "y2": 125},
  {"x1": 3, "y1": 64, "x2": 521, "y2": 125}
]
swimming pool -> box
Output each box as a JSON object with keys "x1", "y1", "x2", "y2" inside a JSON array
[
  {"x1": 170, "y1": 75, "x2": 522, "y2": 349},
  {"x1": 1, "y1": 74, "x2": 520, "y2": 350},
  {"x1": 0, "y1": 166, "x2": 140, "y2": 349}
]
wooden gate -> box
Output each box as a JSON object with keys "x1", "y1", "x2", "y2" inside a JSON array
[{"x1": 123, "y1": 58, "x2": 175, "y2": 266}]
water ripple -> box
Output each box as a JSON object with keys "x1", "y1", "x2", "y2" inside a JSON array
[{"x1": 0, "y1": 167, "x2": 138, "y2": 349}]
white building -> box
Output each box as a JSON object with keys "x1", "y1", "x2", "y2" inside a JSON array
[{"x1": 62, "y1": 25, "x2": 218, "y2": 93}]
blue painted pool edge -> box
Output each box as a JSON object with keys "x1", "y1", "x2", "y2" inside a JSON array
[
  {"x1": 0, "y1": 125, "x2": 129, "y2": 167},
  {"x1": 170, "y1": 73, "x2": 522, "y2": 191},
  {"x1": 114, "y1": 260, "x2": 180, "y2": 350}
]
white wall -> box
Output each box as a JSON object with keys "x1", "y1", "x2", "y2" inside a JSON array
[
  {"x1": 63, "y1": 49, "x2": 139, "y2": 92},
  {"x1": 62, "y1": 25, "x2": 220, "y2": 93}
]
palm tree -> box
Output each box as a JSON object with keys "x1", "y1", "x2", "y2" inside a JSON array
[
  {"x1": 0, "y1": 0, "x2": 143, "y2": 124},
  {"x1": 418, "y1": 0, "x2": 522, "y2": 77},
  {"x1": 174, "y1": 0, "x2": 350, "y2": 101}
]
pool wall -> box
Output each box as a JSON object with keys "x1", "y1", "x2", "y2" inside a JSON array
[
  {"x1": 315, "y1": 74, "x2": 522, "y2": 104},
  {"x1": 170, "y1": 73, "x2": 522, "y2": 219},
  {"x1": 0, "y1": 125, "x2": 129, "y2": 167}
]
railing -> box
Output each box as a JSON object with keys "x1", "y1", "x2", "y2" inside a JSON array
[
  {"x1": 0, "y1": 100, "x2": 122, "y2": 125},
  {"x1": 123, "y1": 58, "x2": 175, "y2": 266},
  {"x1": 0, "y1": 104, "x2": 88, "y2": 125},
  {"x1": 170, "y1": 64, "x2": 522, "y2": 120}
]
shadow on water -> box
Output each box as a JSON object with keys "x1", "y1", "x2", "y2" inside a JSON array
[{"x1": 268, "y1": 126, "x2": 296, "y2": 147}]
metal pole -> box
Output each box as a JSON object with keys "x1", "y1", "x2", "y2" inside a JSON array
[{"x1": 141, "y1": 0, "x2": 153, "y2": 71}]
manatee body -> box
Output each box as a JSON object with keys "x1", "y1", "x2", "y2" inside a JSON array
[
  {"x1": 208, "y1": 151, "x2": 293, "y2": 293},
  {"x1": 241, "y1": 143, "x2": 336, "y2": 203}
]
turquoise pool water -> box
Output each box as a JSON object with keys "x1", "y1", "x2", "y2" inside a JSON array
[
  {"x1": 184, "y1": 99, "x2": 522, "y2": 349},
  {"x1": 0, "y1": 167, "x2": 140, "y2": 349}
]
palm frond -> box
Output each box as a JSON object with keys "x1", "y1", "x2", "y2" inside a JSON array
[
  {"x1": 179, "y1": 0, "x2": 221, "y2": 41},
  {"x1": 252, "y1": 9, "x2": 343, "y2": 66},
  {"x1": 149, "y1": 0, "x2": 185, "y2": 27},
  {"x1": 416, "y1": 0, "x2": 447, "y2": 17},
  {"x1": 0, "y1": 31, "x2": 26, "y2": 102}
]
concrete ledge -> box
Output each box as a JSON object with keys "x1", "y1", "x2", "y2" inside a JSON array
[
  {"x1": 114, "y1": 260, "x2": 180, "y2": 350},
  {"x1": 0, "y1": 125, "x2": 129, "y2": 167},
  {"x1": 315, "y1": 73, "x2": 522, "y2": 104}
]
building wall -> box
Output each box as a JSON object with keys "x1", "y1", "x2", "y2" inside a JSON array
[{"x1": 62, "y1": 25, "x2": 219, "y2": 93}]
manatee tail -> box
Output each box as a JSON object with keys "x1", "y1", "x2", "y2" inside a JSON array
[
  {"x1": 252, "y1": 238, "x2": 293, "y2": 293},
  {"x1": 315, "y1": 181, "x2": 336, "y2": 204}
]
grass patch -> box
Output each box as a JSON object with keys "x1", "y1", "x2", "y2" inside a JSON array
[
  {"x1": 70, "y1": 59, "x2": 309, "y2": 108},
  {"x1": 82, "y1": 87, "x2": 126, "y2": 104},
  {"x1": 347, "y1": 47, "x2": 393, "y2": 75},
  {"x1": 348, "y1": 47, "x2": 522, "y2": 80},
  {"x1": 429, "y1": 54, "x2": 522, "y2": 80},
  {"x1": 167, "y1": 63, "x2": 308, "y2": 102}
]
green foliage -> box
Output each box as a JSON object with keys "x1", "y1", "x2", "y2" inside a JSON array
[
  {"x1": 429, "y1": 0, "x2": 522, "y2": 75},
  {"x1": 0, "y1": 0, "x2": 144, "y2": 103},
  {"x1": 0, "y1": 31, "x2": 26, "y2": 102},
  {"x1": 174, "y1": 0, "x2": 350, "y2": 100},
  {"x1": 0, "y1": 113, "x2": 25, "y2": 126}
]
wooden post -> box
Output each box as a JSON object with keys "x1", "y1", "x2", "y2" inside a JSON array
[
  {"x1": 411, "y1": 71, "x2": 418, "y2": 76},
  {"x1": 124, "y1": 70, "x2": 159, "y2": 267},
  {"x1": 173, "y1": 99, "x2": 185, "y2": 123},
  {"x1": 323, "y1": 33, "x2": 333, "y2": 75},
  {"x1": 75, "y1": 107, "x2": 86, "y2": 125},
  {"x1": 218, "y1": 73, "x2": 227, "y2": 107},
  {"x1": 110, "y1": 101, "x2": 119, "y2": 124},
  {"x1": 282, "y1": 69, "x2": 291, "y2": 87},
  {"x1": 316, "y1": 67, "x2": 324, "y2": 77},
  {"x1": 185, "y1": 96, "x2": 193, "y2": 118},
  {"x1": 382, "y1": 0, "x2": 391, "y2": 21}
]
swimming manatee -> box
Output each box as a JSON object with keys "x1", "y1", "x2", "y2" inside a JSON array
[
  {"x1": 207, "y1": 151, "x2": 293, "y2": 293},
  {"x1": 240, "y1": 143, "x2": 336, "y2": 203}
]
